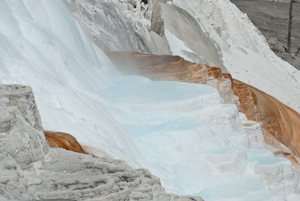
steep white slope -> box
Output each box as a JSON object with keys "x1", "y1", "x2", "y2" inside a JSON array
[
  {"x1": 1, "y1": 0, "x2": 300, "y2": 201},
  {"x1": 0, "y1": 0, "x2": 142, "y2": 165},
  {"x1": 171, "y1": 0, "x2": 300, "y2": 114}
]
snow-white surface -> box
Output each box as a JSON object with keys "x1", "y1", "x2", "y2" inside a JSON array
[
  {"x1": 171, "y1": 0, "x2": 300, "y2": 114},
  {"x1": 0, "y1": 0, "x2": 141, "y2": 166},
  {"x1": 1, "y1": 0, "x2": 300, "y2": 201}
]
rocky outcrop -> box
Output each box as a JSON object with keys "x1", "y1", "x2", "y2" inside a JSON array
[
  {"x1": 0, "y1": 142, "x2": 29, "y2": 194},
  {"x1": 0, "y1": 84, "x2": 204, "y2": 201},
  {"x1": 63, "y1": 0, "x2": 173, "y2": 54},
  {"x1": 0, "y1": 184, "x2": 33, "y2": 201},
  {"x1": 107, "y1": 51, "x2": 240, "y2": 109},
  {"x1": 63, "y1": 0, "x2": 149, "y2": 53},
  {"x1": 28, "y1": 148, "x2": 203, "y2": 201},
  {"x1": 45, "y1": 131, "x2": 86, "y2": 154},
  {"x1": 0, "y1": 85, "x2": 48, "y2": 169}
]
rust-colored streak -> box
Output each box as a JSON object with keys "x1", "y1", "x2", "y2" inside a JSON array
[
  {"x1": 233, "y1": 79, "x2": 300, "y2": 158},
  {"x1": 106, "y1": 51, "x2": 231, "y2": 85},
  {"x1": 45, "y1": 131, "x2": 86, "y2": 154},
  {"x1": 206, "y1": 66, "x2": 222, "y2": 79},
  {"x1": 233, "y1": 82, "x2": 261, "y2": 121}
]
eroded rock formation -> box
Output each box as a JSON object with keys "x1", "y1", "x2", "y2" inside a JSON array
[
  {"x1": 0, "y1": 142, "x2": 29, "y2": 194},
  {"x1": 0, "y1": 85, "x2": 48, "y2": 169},
  {"x1": 63, "y1": 0, "x2": 173, "y2": 54},
  {"x1": 29, "y1": 148, "x2": 203, "y2": 201}
]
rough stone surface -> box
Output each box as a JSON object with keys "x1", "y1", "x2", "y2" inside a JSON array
[
  {"x1": 63, "y1": 0, "x2": 172, "y2": 55},
  {"x1": 0, "y1": 183, "x2": 32, "y2": 201},
  {"x1": 63, "y1": 0, "x2": 149, "y2": 53},
  {"x1": 0, "y1": 142, "x2": 28, "y2": 192},
  {"x1": 26, "y1": 148, "x2": 203, "y2": 201},
  {"x1": 0, "y1": 85, "x2": 48, "y2": 169}
]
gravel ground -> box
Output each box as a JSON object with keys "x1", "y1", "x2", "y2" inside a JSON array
[{"x1": 231, "y1": 0, "x2": 300, "y2": 69}]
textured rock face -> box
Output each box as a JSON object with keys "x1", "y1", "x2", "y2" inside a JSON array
[
  {"x1": 107, "y1": 51, "x2": 240, "y2": 109},
  {"x1": 63, "y1": 0, "x2": 172, "y2": 54},
  {"x1": 0, "y1": 183, "x2": 32, "y2": 201},
  {"x1": 102, "y1": 0, "x2": 172, "y2": 55},
  {"x1": 45, "y1": 131, "x2": 86, "y2": 154},
  {"x1": 0, "y1": 85, "x2": 48, "y2": 169},
  {"x1": 0, "y1": 142, "x2": 28, "y2": 193},
  {"x1": 28, "y1": 148, "x2": 203, "y2": 201},
  {"x1": 63, "y1": 0, "x2": 149, "y2": 53}
]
